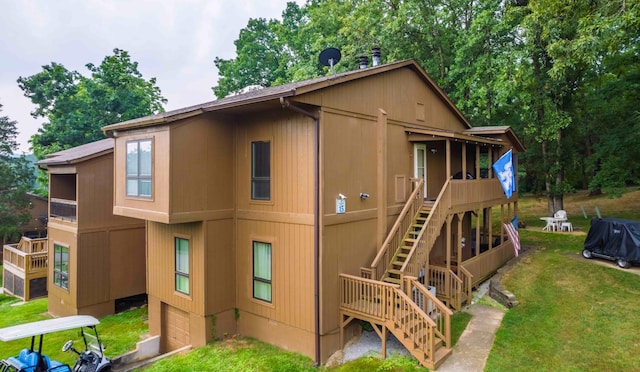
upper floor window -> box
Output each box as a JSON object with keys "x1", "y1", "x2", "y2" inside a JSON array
[
  {"x1": 251, "y1": 141, "x2": 270, "y2": 200},
  {"x1": 126, "y1": 139, "x2": 153, "y2": 198},
  {"x1": 175, "y1": 237, "x2": 190, "y2": 295},
  {"x1": 53, "y1": 244, "x2": 69, "y2": 290}
]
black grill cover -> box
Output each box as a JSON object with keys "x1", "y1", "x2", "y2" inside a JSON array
[{"x1": 584, "y1": 218, "x2": 640, "y2": 261}]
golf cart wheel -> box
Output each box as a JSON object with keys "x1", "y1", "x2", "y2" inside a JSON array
[
  {"x1": 582, "y1": 249, "x2": 593, "y2": 259},
  {"x1": 617, "y1": 259, "x2": 631, "y2": 269}
]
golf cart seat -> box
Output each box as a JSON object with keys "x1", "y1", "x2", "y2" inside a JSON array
[{"x1": 6, "y1": 351, "x2": 38, "y2": 371}]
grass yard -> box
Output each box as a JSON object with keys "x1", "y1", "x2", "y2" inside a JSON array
[
  {"x1": 0, "y1": 294, "x2": 148, "y2": 367},
  {"x1": 486, "y1": 188, "x2": 640, "y2": 371}
]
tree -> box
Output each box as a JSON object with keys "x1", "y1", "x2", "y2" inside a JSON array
[
  {"x1": 18, "y1": 48, "x2": 166, "y2": 193},
  {"x1": 0, "y1": 104, "x2": 35, "y2": 242}
]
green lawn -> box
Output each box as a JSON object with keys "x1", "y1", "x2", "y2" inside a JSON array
[{"x1": 0, "y1": 295, "x2": 148, "y2": 367}]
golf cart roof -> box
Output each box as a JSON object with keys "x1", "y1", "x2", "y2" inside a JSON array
[{"x1": 0, "y1": 315, "x2": 100, "y2": 342}]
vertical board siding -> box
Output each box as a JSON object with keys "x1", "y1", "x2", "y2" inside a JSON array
[
  {"x1": 236, "y1": 220, "x2": 315, "y2": 332},
  {"x1": 109, "y1": 227, "x2": 146, "y2": 299},
  {"x1": 171, "y1": 118, "x2": 234, "y2": 214},
  {"x1": 236, "y1": 111, "x2": 314, "y2": 215},
  {"x1": 205, "y1": 219, "x2": 236, "y2": 314},
  {"x1": 77, "y1": 232, "x2": 110, "y2": 307},
  {"x1": 147, "y1": 221, "x2": 205, "y2": 314}
]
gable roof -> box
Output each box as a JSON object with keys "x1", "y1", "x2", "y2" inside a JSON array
[
  {"x1": 36, "y1": 138, "x2": 113, "y2": 167},
  {"x1": 103, "y1": 59, "x2": 472, "y2": 134}
]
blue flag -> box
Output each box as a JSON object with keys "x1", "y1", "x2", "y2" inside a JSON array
[{"x1": 493, "y1": 149, "x2": 515, "y2": 199}]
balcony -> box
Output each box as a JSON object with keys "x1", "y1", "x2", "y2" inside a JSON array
[
  {"x1": 449, "y1": 178, "x2": 510, "y2": 211},
  {"x1": 2, "y1": 236, "x2": 48, "y2": 300},
  {"x1": 50, "y1": 198, "x2": 77, "y2": 222}
]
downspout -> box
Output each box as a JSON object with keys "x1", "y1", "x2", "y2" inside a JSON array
[{"x1": 280, "y1": 97, "x2": 321, "y2": 366}]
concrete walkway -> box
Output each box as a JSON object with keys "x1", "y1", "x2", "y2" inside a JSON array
[{"x1": 435, "y1": 304, "x2": 505, "y2": 372}]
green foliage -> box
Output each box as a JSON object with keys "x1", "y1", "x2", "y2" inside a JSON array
[
  {"x1": 0, "y1": 104, "x2": 35, "y2": 242},
  {"x1": 18, "y1": 48, "x2": 167, "y2": 193},
  {"x1": 214, "y1": 0, "x2": 640, "y2": 206}
]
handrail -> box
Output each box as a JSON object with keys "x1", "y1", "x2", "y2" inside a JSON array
[
  {"x1": 401, "y1": 178, "x2": 451, "y2": 277},
  {"x1": 390, "y1": 284, "x2": 437, "y2": 362},
  {"x1": 370, "y1": 178, "x2": 424, "y2": 280},
  {"x1": 340, "y1": 273, "x2": 448, "y2": 365},
  {"x1": 458, "y1": 266, "x2": 474, "y2": 304},
  {"x1": 449, "y1": 269, "x2": 464, "y2": 311},
  {"x1": 403, "y1": 276, "x2": 452, "y2": 346}
]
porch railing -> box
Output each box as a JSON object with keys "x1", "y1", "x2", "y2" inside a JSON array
[
  {"x1": 449, "y1": 178, "x2": 508, "y2": 210},
  {"x1": 16, "y1": 236, "x2": 48, "y2": 254},
  {"x1": 429, "y1": 265, "x2": 464, "y2": 311},
  {"x1": 3, "y1": 243, "x2": 48, "y2": 275},
  {"x1": 458, "y1": 266, "x2": 473, "y2": 305},
  {"x1": 403, "y1": 276, "x2": 452, "y2": 347},
  {"x1": 50, "y1": 198, "x2": 77, "y2": 221},
  {"x1": 369, "y1": 178, "x2": 424, "y2": 281}
]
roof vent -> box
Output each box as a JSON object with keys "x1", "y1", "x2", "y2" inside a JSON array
[
  {"x1": 372, "y1": 47, "x2": 381, "y2": 66},
  {"x1": 358, "y1": 55, "x2": 368, "y2": 69}
]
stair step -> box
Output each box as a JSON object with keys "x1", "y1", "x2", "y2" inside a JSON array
[
  {"x1": 388, "y1": 269, "x2": 402, "y2": 276},
  {"x1": 383, "y1": 277, "x2": 402, "y2": 285},
  {"x1": 396, "y1": 252, "x2": 408, "y2": 258},
  {"x1": 391, "y1": 260, "x2": 405, "y2": 266},
  {"x1": 411, "y1": 224, "x2": 424, "y2": 228},
  {"x1": 404, "y1": 238, "x2": 417, "y2": 243}
]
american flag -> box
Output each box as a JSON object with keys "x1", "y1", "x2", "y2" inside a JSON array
[{"x1": 504, "y1": 221, "x2": 521, "y2": 257}]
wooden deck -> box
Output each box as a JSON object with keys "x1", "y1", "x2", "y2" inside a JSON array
[{"x1": 2, "y1": 237, "x2": 48, "y2": 300}]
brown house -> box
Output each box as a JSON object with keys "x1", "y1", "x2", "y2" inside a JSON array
[
  {"x1": 103, "y1": 59, "x2": 524, "y2": 368},
  {"x1": 36, "y1": 139, "x2": 147, "y2": 317}
]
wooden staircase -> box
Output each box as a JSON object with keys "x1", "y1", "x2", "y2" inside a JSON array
[{"x1": 381, "y1": 205, "x2": 431, "y2": 286}]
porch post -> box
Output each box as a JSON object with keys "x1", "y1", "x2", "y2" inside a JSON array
[
  {"x1": 475, "y1": 145, "x2": 480, "y2": 180},
  {"x1": 376, "y1": 109, "x2": 388, "y2": 249},
  {"x1": 446, "y1": 139, "x2": 451, "y2": 180},
  {"x1": 457, "y1": 213, "x2": 464, "y2": 265},
  {"x1": 461, "y1": 142, "x2": 467, "y2": 177}
]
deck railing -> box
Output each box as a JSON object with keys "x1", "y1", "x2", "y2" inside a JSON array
[
  {"x1": 403, "y1": 276, "x2": 452, "y2": 347},
  {"x1": 370, "y1": 178, "x2": 424, "y2": 281},
  {"x1": 428, "y1": 266, "x2": 465, "y2": 311},
  {"x1": 3, "y1": 242, "x2": 48, "y2": 275},
  {"x1": 458, "y1": 266, "x2": 473, "y2": 304},
  {"x1": 340, "y1": 273, "x2": 444, "y2": 363},
  {"x1": 50, "y1": 198, "x2": 77, "y2": 221},
  {"x1": 340, "y1": 273, "x2": 398, "y2": 320},
  {"x1": 15, "y1": 236, "x2": 48, "y2": 254}
]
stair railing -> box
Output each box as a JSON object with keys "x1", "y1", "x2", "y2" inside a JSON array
[
  {"x1": 340, "y1": 273, "x2": 446, "y2": 368},
  {"x1": 403, "y1": 276, "x2": 452, "y2": 347},
  {"x1": 401, "y1": 179, "x2": 452, "y2": 278},
  {"x1": 390, "y1": 285, "x2": 438, "y2": 364},
  {"x1": 370, "y1": 178, "x2": 424, "y2": 281}
]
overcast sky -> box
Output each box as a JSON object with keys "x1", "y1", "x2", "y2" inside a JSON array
[{"x1": 0, "y1": 0, "x2": 302, "y2": 153}]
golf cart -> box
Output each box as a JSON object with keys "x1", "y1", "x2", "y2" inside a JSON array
[
  {"x1": 0, "y1": 315, "x2": 111, "y2": 372},
  {"x1": 582, "y1": 218, "x2": 640, "y2": 269}
]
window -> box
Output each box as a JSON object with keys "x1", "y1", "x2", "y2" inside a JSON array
[
  {"x1": 53, "y1": 244, "x2": 69, "y2": 289},
  {"x1": 253, "y1": 241, "x2": 272, "y2": 302},
  {"x1": 126, "y1": 139, "x2": 153, "y2": 198},
  {"x1": 175, "y1": 237, "x2": 190, "y2": 295},
  {"x1": 251, "y1": 141, "x2": 270, "y2": 200}
]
